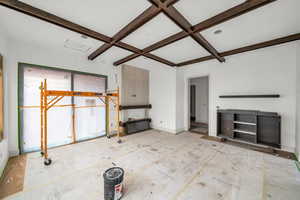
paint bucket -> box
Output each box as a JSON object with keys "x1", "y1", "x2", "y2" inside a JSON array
[{"x1": 103, "y1": 167, "x2": 124, "y2": 200}]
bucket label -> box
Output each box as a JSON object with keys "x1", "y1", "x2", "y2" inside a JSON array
[{"x1": 114, "y1": 182, "x2": 123, "y2": 200}]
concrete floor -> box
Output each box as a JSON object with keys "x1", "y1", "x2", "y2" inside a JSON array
[{"x1": 4, "y1": 130, "x2": 300, "y2": 200}]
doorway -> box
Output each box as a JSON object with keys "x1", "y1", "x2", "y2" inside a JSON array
[{"x1": 189, "y1": 76, "x2": 209, "y2": 135}]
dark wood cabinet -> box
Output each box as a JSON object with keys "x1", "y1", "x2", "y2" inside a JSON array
[
  {"x1": 217, "y1": 112, "x2": 234, "y2": 138},
  {"x1": 217, "y1": 109, "x2": 281, "y2": 148}
]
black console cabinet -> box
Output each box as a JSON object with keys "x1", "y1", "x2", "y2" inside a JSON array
[{"x1": 217, "y1": 109, "x2": 281, "y2": 148}]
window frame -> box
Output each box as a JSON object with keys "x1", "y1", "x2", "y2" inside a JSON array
[{"x1": 18, "y1": 62, "x2": 108, "y2": 154}]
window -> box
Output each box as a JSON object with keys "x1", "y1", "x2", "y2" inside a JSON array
[
  {"x1": 73, "y1": 73, "x2": 106, "y2": 141},
  {"x1": 18, "y1": 63, "x2": 107, "y2": 153}
]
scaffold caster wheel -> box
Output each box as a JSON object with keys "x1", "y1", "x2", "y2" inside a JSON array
[
  {"x1": 117, "y1": 139, "x2": 122, "y2": 144},
  {"x1": 44, "y1": 158, "x2": 52, "y2": 166},
  {"x1": 41, "y1": 152, "x2": 44, "y2": 156}
]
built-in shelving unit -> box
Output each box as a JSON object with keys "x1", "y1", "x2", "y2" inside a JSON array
[
  {"x1": 234, "y1": 121, "x2": 256, "y2": 126},
  {"x1": 217, "y1": 109, "x2": 281, "y2": 148},
  {"x1": 233, "y1": 129, "x2": 256, "y2": 135},
  {"x1": 121, "y1": 65, "x2": 151, "y2": 135},
  {"x1": 119, "y1": 104, "x2": 152, "y2": 110},
  {"x1": 120, "y1": 106, "x2": 152, "y2": 134}
]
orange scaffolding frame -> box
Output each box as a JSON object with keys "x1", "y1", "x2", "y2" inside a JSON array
[{"x1": 40, "y1": 79, "x2": 121, "y2": 165}]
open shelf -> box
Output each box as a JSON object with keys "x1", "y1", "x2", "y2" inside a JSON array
[
  {"x1": 234, "y1": 121, "x2": 256, "y2": 126},
  {"x1": 119, "y1": 118, "x2": 151, "y2": 127},
  {"x1": 120, "y1": 118, "x2": 152, "y2": 135},
  {"x1": 119, "y1": 104, "x2": 152, "y2": 110},
  {"x1": 233, "y1": 129, "x2": 256, "y2": 135}
]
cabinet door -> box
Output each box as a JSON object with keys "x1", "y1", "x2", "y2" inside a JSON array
[
  {"x1": 218, "y1": 113, "x2": 234, "y2": 138},
  {"x1": 257, "y1": 116, "x2": 281, "y2": 148}
]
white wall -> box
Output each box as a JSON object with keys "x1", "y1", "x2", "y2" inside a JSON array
[
  {"x1": 177, "y1": 43, "x2": 298, "y2": 152},
  {"x1": 296, "y1": 41, "x2": 300, "y2": 158},
  {"x1": 126, "y1": 58, "x2": 177, "y2": 133},
  {"x1": 175, "y1": 71, "x2": 185, "y2": 132},
  {"x1": 4, "y1": 38, "x2": 177, "y2": 156},
  {"x1": 190, "y1": 77, "x2": 209, "y2": 124},
  {"x1": 3, "y1": 33, "x2": 299, "y2": 158},
  {"x1": 0, "y1": 32, "x2": 9, "y2": 177}
]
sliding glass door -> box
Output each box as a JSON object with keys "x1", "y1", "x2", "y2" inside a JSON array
[
  {"x1": 19, "y1": 64, "x2": 107, "y2": 153},
  {"x1": 73, "y1": 74, "x2": 106, "y2": 141},
  {"x1": 21, "y1": 66, "x2": 72, "y2": 152}
]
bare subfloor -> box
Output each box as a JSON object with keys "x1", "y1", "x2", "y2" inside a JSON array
[{"x1": 4, "y1": 130, "x2": 300, "y2": 200}]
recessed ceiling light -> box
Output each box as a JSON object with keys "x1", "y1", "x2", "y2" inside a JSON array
[
  {"x1": 214, "y1": 29, "x2": 222, "y2": 35},
  {"x1": 81, "y1": 35, "x2": 88, "y2": 39}
]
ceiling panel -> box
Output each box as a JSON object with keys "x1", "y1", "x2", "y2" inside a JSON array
[
  {"x1": 0, "y1": 6, "x2": 103, "y2": 54},
  {"x1": 174, "y1": 0, "x2": 244, "y2": 26},
  {"x1": 97, "y1": 46, "x2": 131, "y2": 64},
  {"x1": 201, "y1": 0, "x2": 300, "y2": 52},
  {"x1": 0, "y1": 5, "x2": 132, "y2": 64},
  {"x1": 121, "y1": 13, "x2": 182, "y2": 49},
  {"x1": 1, "y1": 0, "x2": 299, "y2": 66},
  {"x1": 151, "y1": 37, "x2": 210, "y2": 63},
  {"x1": 20, "y1": 0, "x2": 151, "y2": 37}
]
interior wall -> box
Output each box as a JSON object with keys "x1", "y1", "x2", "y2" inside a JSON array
[
  {"x1": 175, "y1": 71, "x2": 185, "y2": 132},
  {"x1": 126, "y1": 59, "x2": 177, "y2": 134},
  {"x1": 190, "y1": 77, "x2": 209, "y2": 124},
  {"x1": 296, "y1": 41, "x2": 300, "y2": 158},
  {"x1": 0, "y1": 32, "x2": 9, "y2": 177},
  {"x1": 4, "y1": 38, "x2": 177, "y2": 156},
  {"x1": 177, "y1": 43, "x2": 298, "y2": 152},
  {"x1": 121, "y1": 65, "x2": 149, "y2": 106}
]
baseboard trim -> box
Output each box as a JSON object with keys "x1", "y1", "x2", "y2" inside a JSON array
[
  {"x1": 151, "y1": 126, "x2": 183, "y2": 134},
  {"x1": 295, "y1": 161, "x2": 300, "y2": 172},
  {"x1": 280, "y1": 145, "x2": 296, "y2": 153},
  {"x1": 9, "y1": 151, "x2": 19, "y2": 157},
  {"x1": 175, "y1": 128, "x2": 185, "y2": 134},
  {"x1": 199, "y1": 134, "x2": 297, "y2": 161}
]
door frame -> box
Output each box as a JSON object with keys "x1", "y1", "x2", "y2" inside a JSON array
[
  {"x1": 0, "y1": 54, "x2": 3, "y2": 142},
  {"x1": 18, "y1": 62, "x2": 108, "y2": 154},
  {"x1": 185, "y1": 75, "x2": 210, "y2": 133},
  {"x1": 190, "y1": 84, "x2": 196, "y2": 122}
]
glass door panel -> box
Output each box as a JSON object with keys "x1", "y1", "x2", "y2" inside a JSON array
[
  {"x1": 73, "y1": 74, "x2": 106, "y2": 141},
  {"x1": 22, "y1": 66, "x2": 72, "y2": 152}
]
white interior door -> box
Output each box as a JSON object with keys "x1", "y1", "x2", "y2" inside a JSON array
[
  {"x1": 22, "y1": 66, "x2": 72, "y2": 152},
  {"x1": 73, "y1": 74, "x2": 106, "y2": 141}
]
